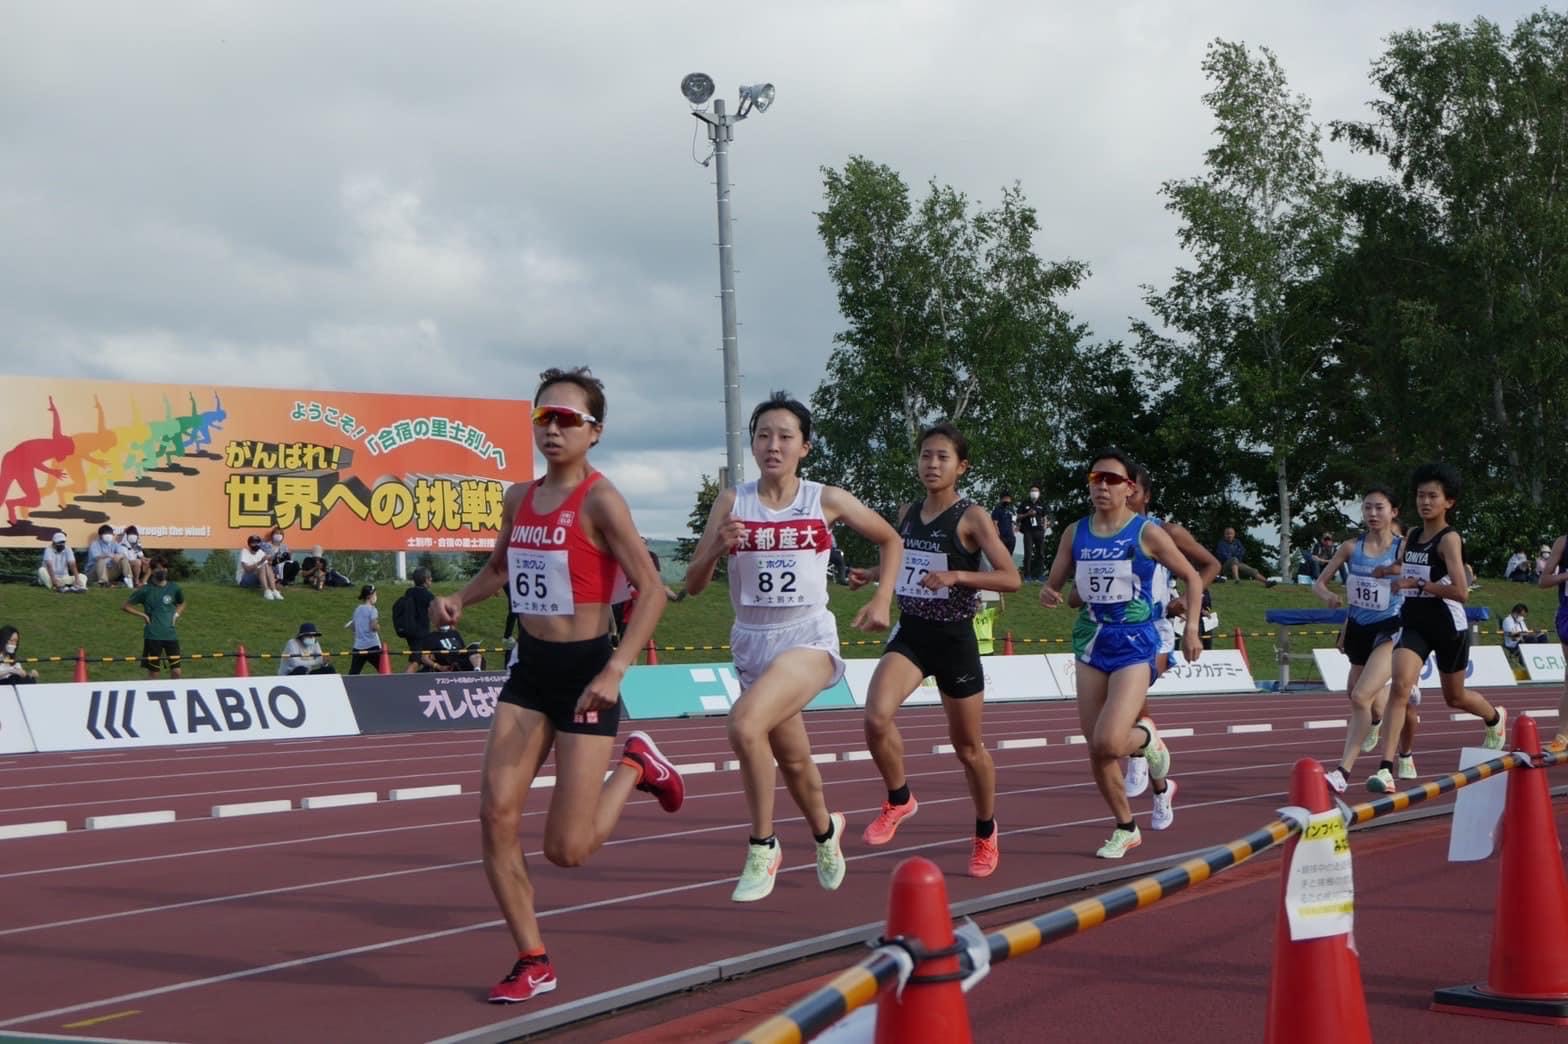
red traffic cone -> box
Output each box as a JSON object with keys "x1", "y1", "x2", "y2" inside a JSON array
[
  {"x1": 1432, "y1": 713, "x2": 1568, "y2": 1024},
  {"x1": 234, "y1": 644, "x2": 250, "y2": 678},
  {"x1": 73, "y1": 647, "x2": 89, "y2": 683},
  {"x1": 378, "y1": 642, "x2": 392, "y2": 675},
  {"x1": 1234, "y1": 627, "x2": 1250, "y2": 670},
  {"x1": 1002, "y1": 631, "x2": 1015, "y2": 656},
  {"x1": 1263, "y1": 759, "x2": 1372, "y2": 1044},
  {"x1": 645, "y1": 639, "x2": 659, "y2": 666},
  {"x1": 875, "y1": 857, "x2": 971, "y2": 1044}
]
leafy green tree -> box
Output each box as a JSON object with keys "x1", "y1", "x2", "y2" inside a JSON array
[
  {"x1": 809, "y1": 157, "x2": 1092, "y2": 519},
  {"x1": 1333, "y1": 11, "x2": 1568, "y2": 507},
  {"x1": 675, "y1": 473, "x2": 723, "y2": 579},
  {"x1": 1138, "y1": 40, "x2": 1349, "y2": 576}
]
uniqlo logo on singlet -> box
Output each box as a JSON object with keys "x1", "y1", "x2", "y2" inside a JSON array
[{"x1": 730, "y1": 519, "x2": 830, "y2": 554}]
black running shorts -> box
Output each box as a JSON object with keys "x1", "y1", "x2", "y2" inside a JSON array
[
  {"x1": 1343, "y1": 618, "x2": 1399, "y2": 667},
  {"x1": 884, "y1": 614, "x2": 986, "y2": 699},
  {"x1": 498, "y1": 632, "x2": 621, "y2": 736},
  {"x1": 1395, "y1": 609, "x2": 1470, "y2": 676}
]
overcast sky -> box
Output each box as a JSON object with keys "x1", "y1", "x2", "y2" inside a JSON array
[{"x1": 1, "y1": 1, "x2": 1538, "y2": 539}]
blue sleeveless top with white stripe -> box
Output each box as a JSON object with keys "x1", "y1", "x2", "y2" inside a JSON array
[{"x1": 1072, "y1": 514, "x2": 1157, "y2": 626}]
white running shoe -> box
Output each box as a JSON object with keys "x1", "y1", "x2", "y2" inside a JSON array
[
  {"x1": 1150, "y1": 780, "x2": 1177, "y2": 831},
  {"x1": 1360, "y1": 722, "x2": 1381, "y2": 753},
  {"x1": 1397, "y1": 754, "x2": 1417, "y2": 780},
  {"x1": 816, "y1": 812, "x2": 847, "y2": 891},
  {"x1": 732, "y1": 841, "x2": 783, "y2": 903},
  {"x1": 1324, "y1": 768, "x2": 1348, "y2": 794},
  {"x1": 1124, "y1": 755, "x2": 1150, "y2": 798}
]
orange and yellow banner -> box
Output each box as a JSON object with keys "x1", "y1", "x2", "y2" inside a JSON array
[{"x1": 0, "y1": 378, "x2": 532, "y2": 551}]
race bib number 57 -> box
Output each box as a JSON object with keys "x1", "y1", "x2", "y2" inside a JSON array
[
  {"x1": 1075, "y1": 559, "x2": 1135, "y2": 604},
  {"x1": 507, "y1": 548, "x2": 575, "y2": 616}
]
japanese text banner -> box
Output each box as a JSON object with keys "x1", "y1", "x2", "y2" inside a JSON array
[{"x1": 0, "y1": 378, "x2": 532, "y2": 551}]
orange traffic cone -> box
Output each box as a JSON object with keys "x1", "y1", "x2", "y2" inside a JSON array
[
  {"x1": 378, "y1": 642, "x2": 392, "y2": 675},
  {"x1": 645, "y1": 639, "x2": 659, "y2": 666},
  {"x1": 234, "y1": 644, "x2": 250, "y2": 678},
  {"x1": 73, "y1": 647, "x2": 88, "y2": 683},
  {"x1": 1432, "y1": 714, "x2": 1568, "y2": 1024},
  {"x1": 875, "y1": 857, "x2": 971, "y2": 1044},
  {"x1": 1002, "y1": 631, "x2": 1014, "y2": 656},
  {"x1": 1263, "y1": 759, "x2": 1372, "y2": 1044}
]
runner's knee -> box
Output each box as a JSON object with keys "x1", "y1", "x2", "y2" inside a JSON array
[
  {"x1": 952, "y1": 739, "x2": 987, "y2": 769},
  {"x1": 543, "y1": 829, "x2": 593, "y2": 868},
  {"x1": 479, "y1": 792, "x2": 521, "y2": 843}
]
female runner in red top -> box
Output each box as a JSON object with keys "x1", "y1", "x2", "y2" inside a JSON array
[{"x1": 432, "y1": 367, "x2": 684, "y2": 1004}]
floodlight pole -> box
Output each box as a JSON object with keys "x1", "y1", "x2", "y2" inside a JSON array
[{"x1": 695, "y1": 99, "x2": 745, "y2": 489}]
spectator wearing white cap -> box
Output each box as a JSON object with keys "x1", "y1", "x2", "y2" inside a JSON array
[
  {"x1": 279, "y1": 621, "x2": 335, "y2": 675},
  {"x1": 37, "y1": 532, "x2": 86, "y2": 592}
]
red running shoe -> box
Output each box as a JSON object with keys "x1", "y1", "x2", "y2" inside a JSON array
[
  {"x1": 488, "y1": 955, "x2": 557, "y2": 1004},
  {"x1": 624, "y1": 731, "x2": 685, "y2": 812}
]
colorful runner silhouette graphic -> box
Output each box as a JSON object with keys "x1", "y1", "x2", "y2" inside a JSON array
[
  {"x1": 0, "y1": 397, "x2": 75, "y2": 527},
  {"x1": 39, "y1": 396, "x2": 116, "y2": 507}
]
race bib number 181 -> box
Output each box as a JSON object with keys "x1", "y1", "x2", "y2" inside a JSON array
[{"x1": 1346, "y1": 574, "x2": 1390, "y2": 612}]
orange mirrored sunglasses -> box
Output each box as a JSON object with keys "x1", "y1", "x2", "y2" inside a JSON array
[{"x1": 531, "y1": 405, "x2": 598, "y2": 428}]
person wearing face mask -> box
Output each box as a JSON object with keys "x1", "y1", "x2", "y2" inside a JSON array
[
  {"x1": 280, "y1": 622, "x2": 335, "y2": 675},
  {"x1": 85, "y1": 524, "x2": 129, "y2": 588},
  {"x1": 36, "y1": 531, "x2": 87, "y2": 592},
  {"x1": 237, "y1": 533, "x2": 284, "y2": 600},
  {"x1": 119, "y1": 525, "x2": 150, "y2": 587},
  {"x1": 122, "y1": 562, "x2": 185, "y2": 679},
  {"x1": 1018, "y1": 485, "x2": 1047, "y2": 581},
  {"x1": 0, "y1": 627, "x2": 40, "y2": 684},
  {"x1": 264, "y1": 528, "x2": 296, "y2": 585}
]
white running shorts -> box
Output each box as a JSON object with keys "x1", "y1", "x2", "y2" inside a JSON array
[{"x1": 731, "y1": 609, "x2": 846, "y2": 690}]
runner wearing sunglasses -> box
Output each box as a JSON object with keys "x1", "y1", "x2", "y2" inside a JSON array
[
  {"x1": 1040, "y1": 449, "x2": 1203, "y2": 858},
  {"x1": 431, "y1": 367, "x2": 685, "y2": 1003},
  {"x1": 851, "y1": 422, "x2": 1021, "y2": 877},
  {"x1": 1369, "y1": 463, "x2": 1505, "y2": 792},
  {"x1": 685, "y1": 391, "x2": 902, "y2": 903}
]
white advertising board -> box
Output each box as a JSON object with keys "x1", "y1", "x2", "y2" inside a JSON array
[
  {"x1": 841, "y1": 654, "x2": 1065, "y2": 706},
  {"x1": 0, "y1": 686, "x2": 37, "y2": 754},
  {"x1": 1312, "y1": 645, "x2": 1517, "y2": 693},
  {"x1": 19, "y1": 676, "x2": 361, "y2": 752},
  {"x1": 1521, "y1": 646, "x2": 1566, "y2": 683},
  {"x1": 1045, "y1": 650, "x2": 1256, "y2": 697}
]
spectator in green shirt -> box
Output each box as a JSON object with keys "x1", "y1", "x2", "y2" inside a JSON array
[{"x1": 122, "y1": 563, "x2": 185, "y2": 678}]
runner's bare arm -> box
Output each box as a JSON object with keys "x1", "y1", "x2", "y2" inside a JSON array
[
  {"x1": 1039, "y1": 524, "x2": 1076, "y2": 608},
  {"x1": 683, "y1": 487, "x2": 741, "y2": 597},
  {"x1": 1312, "y1": 538, "x2": 1357, "y2": 610},
  {"x1": 1144, "y1": 523, "x2": 1204, "y2": 661},
  {"x1": 823, "y1": 486, "x2": 900, "y2": 631},
  {"x1": 1539, "y1": 536, "x2": 1568, "y2": 590},
  {"x1": 849, "y1": 503, "x2": 913, "y2": 589},
  {"x1": 923, "y1": 504, "x2": 1021, "y2": 592},
  {"x1": 432, "y1": 483, "x2": 526, "y2": 627}
]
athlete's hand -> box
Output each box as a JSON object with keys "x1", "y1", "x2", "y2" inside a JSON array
[
  {"x1": 576, "y1": 664, "x2": 625, "y2": 717},
  {"x1": 718, "y1": 516, "x2": 748, "y2": 552},
  {"x1": 1039, "y1": 586, "x2": 1064, "y2": 608},
  {"x1": 1320, "y1": 591, "x2": 1342, "y2": 610},
  {"x1": 1167, "y1": 596, "x2": 1187, "y2": 617},
  {"x1": 1371, "y1": 564, "x2": 1399, "y2": 579},
  {"x1": 852, "y1": 599, "x2": 891, "y2": 632},
  {"x1": 1182, "y1": 624, "x2": 1203, "y2": 664},
  {"x1": 920, "y1": 570, "x2": 957, "y2": 590},
  {"x1": 847, "y1": 567, "x2": 875, "y2": 591},
  {"x1": 430, "y1": 594, "x2": 464, "y2": 628}
]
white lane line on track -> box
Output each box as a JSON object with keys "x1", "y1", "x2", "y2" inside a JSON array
[
  {"x1": 0, "y1": 733, "x2": 1497, "y2": 933},
  {"x1": 0, "y1": 786, "x2": 1300, "y2": 1028}
]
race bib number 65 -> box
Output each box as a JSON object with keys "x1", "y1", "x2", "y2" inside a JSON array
[{"x1": 507, "y1": 547, "x2": 575, "y2": 616}]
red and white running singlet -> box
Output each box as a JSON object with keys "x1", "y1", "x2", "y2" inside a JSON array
[
  {"x1": 728, "y1": 479, "x2": 832, "y2": 626},
  {"x1": 506, "y1": 472, "x2": 624, "y2": 617}
]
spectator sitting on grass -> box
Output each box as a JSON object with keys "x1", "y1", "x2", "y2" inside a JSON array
[
  {"x1": 465, "y1": 641, "x2": 487, "y2": 671},
  {"x1": 1505, "y1": 549, "x2": 1534, "y2": 583},
  {"x1": 1501, "y1": 603, "x2": 1549, "y2": 669},
  {"x1": 0, "y1": 626, "x2": 39, "y2": 684},
  {"x1": 237, "y1": 533, "x2": 284, "y2": 600},
  {"x1": 298, "y1": 545, "x2": 332, "y2": 591},
  {"x1": 415, "y1": 621, "x2": 466, "y2": 673},
  {"x1": 119, "y1": 525, "x2": 151, "y2": 586},
  {"x1": 1214, "y1": 526, "x2": 1277, "y2": 587},
  {"x1": 279, "y1": 621, "x2": 335, "y2": 675},
  {"x1": 85, "y1": 524, "x2": 131, "y2": 589},
  {"x1": 265, "y1": 527, "x2": 295, "y2": 585},
  {"x1": 37, "y1": 531, "x2": 86, "y2": 592}
]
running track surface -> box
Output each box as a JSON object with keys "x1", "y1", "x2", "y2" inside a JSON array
[{"x1": 0, "y1": 686, "x2": 1562, "y2": 1043}]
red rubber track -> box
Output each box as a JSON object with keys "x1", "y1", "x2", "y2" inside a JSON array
[{"x1": 0, "y1": 686, "x2": 1557, "y2": 1042}]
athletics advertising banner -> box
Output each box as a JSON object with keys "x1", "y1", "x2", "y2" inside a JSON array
[
  {"x1": 344, "y1": 671, "x2": 509, "y2": 734},
  {"x1": 17, "y1": 676, "x2": 361, "y2": 752},
  {"x1": 0, "y1": 377, "x2": 532, "y2": 551},
  {"x1": 1311, "y1": 645, "x2": 1517, "y2": 692},
  {"x1": 0, "y1": 687, "x2": 36, "y2": 754}
]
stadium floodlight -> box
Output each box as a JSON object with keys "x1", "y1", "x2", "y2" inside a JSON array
[
  {"x1": 738, "y1": 83, "x2": 776, "y2": 115},
  {"x1": 685, "y1": 76, "x2": 775, "y2": 488},
  {"x1": 681, "y1": 72, "x2": 715, "y2": 106}
]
